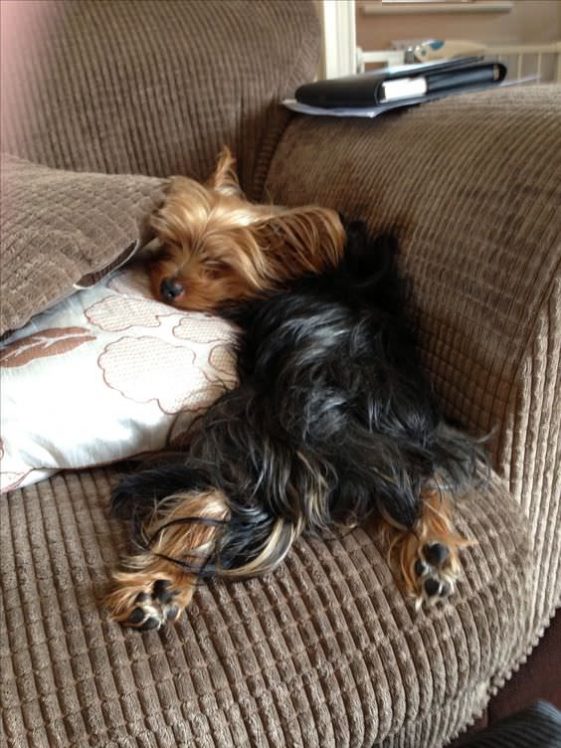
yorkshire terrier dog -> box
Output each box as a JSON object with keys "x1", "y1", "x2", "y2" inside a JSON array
[{"x1": 105, "y1": 149, "x2": 482, "y2": 630}]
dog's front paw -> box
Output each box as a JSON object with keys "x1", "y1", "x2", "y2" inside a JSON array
[{"x1": 105, "y1": 564, "x2": 195, "y2": 630}]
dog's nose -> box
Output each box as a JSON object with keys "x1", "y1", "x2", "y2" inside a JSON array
[{"x1": 160, "y1": 278, "x2": 184, "y2": 301}]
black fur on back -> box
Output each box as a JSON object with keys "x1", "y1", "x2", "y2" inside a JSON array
[{"x1": 113, "y1": 221, "x2": 483, "y2": 578}]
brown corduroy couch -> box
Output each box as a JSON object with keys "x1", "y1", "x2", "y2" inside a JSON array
[{"x1": 1, "y1": 2, "x2": 560, "y2": 747}]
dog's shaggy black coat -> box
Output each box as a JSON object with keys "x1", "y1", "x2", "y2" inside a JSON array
[{"x1": 113, "y1": 222, "x2": 481, "y2": 578}]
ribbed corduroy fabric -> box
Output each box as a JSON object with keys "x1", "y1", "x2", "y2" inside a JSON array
[
  {"x1": 265, "y1": 85, "x2": 561, "y2": 637},
  {"x1": 0, "y1": 155, "x2": 163, "y2": 336},
  {"x1": 0, "y1": 0, "x2": 320, "y2": 199},
  {"x1": 1, "y1": 468, "x2": 532, "y2": 748}
]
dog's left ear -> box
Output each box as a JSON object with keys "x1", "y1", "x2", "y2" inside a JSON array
[
  {"x1": 209, "y1": 147, "x2": 242, "y2": 196},
  {"x1": 256, "y1": 205, "x2": 346, "y2": 273}
]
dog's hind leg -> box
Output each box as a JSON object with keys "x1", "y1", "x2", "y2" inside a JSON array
[
  {"x1": 381, "y1": 487, "x2": 472, "y2": 609},
  {"x1": 105, "y1": 488, "x2": 229, "y2": 630},
  {"x1": 111, "y1": 463, "x2": 210, "y2": 520}
]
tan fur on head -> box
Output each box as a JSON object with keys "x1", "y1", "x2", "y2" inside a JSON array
[{"x1": 146, "y1": 147, "x2": 346, "y2": 311}]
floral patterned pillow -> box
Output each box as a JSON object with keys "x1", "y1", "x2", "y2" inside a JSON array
[{"x1": 0, "y1": 266, "x2": 238, "y2": 493}]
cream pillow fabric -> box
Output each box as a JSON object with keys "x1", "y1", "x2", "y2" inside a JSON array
[{"x1": 0, "y1": 266, "x2": 237, "y2": 493}]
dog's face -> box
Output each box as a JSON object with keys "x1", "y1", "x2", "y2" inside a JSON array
[{"x1": 145, "y1": 149, "x2": 345, "y2": 312}]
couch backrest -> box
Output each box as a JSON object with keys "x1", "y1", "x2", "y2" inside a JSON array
[{"x1": 1, "y1": 0, "x2": 319, "y2": 197}]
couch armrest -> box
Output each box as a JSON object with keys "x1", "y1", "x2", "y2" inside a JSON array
[{"x1": 265, "y1": 85, "x2": 561, "y2": 626}]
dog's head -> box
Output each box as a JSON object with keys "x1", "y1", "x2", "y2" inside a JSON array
[{"x1": 145, "y1": 148, "x2": 345, "y2": 311}]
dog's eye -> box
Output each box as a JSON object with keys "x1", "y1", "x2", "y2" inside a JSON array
[
  {"x1": 149, "y1": 246, "x2": 175, "y2": 263},
  {"x1": 205, "y1": 261, "x2": 229, "y2": 279}
]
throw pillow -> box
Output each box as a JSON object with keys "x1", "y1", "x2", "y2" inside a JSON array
[{"x1": 0, "y1": 265, "x2": 237, "y2": 492}]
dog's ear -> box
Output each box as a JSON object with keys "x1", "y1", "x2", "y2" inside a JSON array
[
  {"x1": 209, "y1": 147, "x2": 242, "y2": 196},
  {"x1": 255, "y1": 205, "x2": 346, "y2": 274}
]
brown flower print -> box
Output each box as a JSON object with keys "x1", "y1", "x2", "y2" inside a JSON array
[
  {"x1": 172, "y1": 314, "x2": 237, "y2": 346},
  {"x1": 0, "y1": 327, "x2": 96, "y2": 368}
]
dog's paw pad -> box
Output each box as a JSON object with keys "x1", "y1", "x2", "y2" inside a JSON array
[
  {"x1": 423, "y1": 542, "x2": 449, "y2": 566},
  {"x1": 153, "y1": 579, "x2": 174, "y2": 604}
]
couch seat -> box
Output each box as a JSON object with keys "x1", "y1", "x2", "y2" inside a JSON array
[{"x1": 1, "y1": 468, "x2": 532, "y2": 747}]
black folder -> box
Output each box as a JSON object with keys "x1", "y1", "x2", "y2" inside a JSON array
[{"x1": 295, "y1": 58, "x2": 507, "y2": 109}]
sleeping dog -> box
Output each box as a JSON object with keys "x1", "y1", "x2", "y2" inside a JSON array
[{"x1": 106, "y1": 149, "x2": 482, "y2": 630}]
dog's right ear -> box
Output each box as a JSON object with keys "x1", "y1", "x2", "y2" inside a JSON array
[{"x1": 208, "y1": 147, "x2": 242, "y2": 196}]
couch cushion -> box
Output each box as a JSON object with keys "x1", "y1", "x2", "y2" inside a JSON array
[
  {"x1": 0, "y1": 155, "x2": 163, "y2": 336},
  {"x1": 1, "y1": 468, "x2": 533, "y2": 747},
  {"x1": 1, "y1": 0, "x2": 320, "y2": 199}
]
